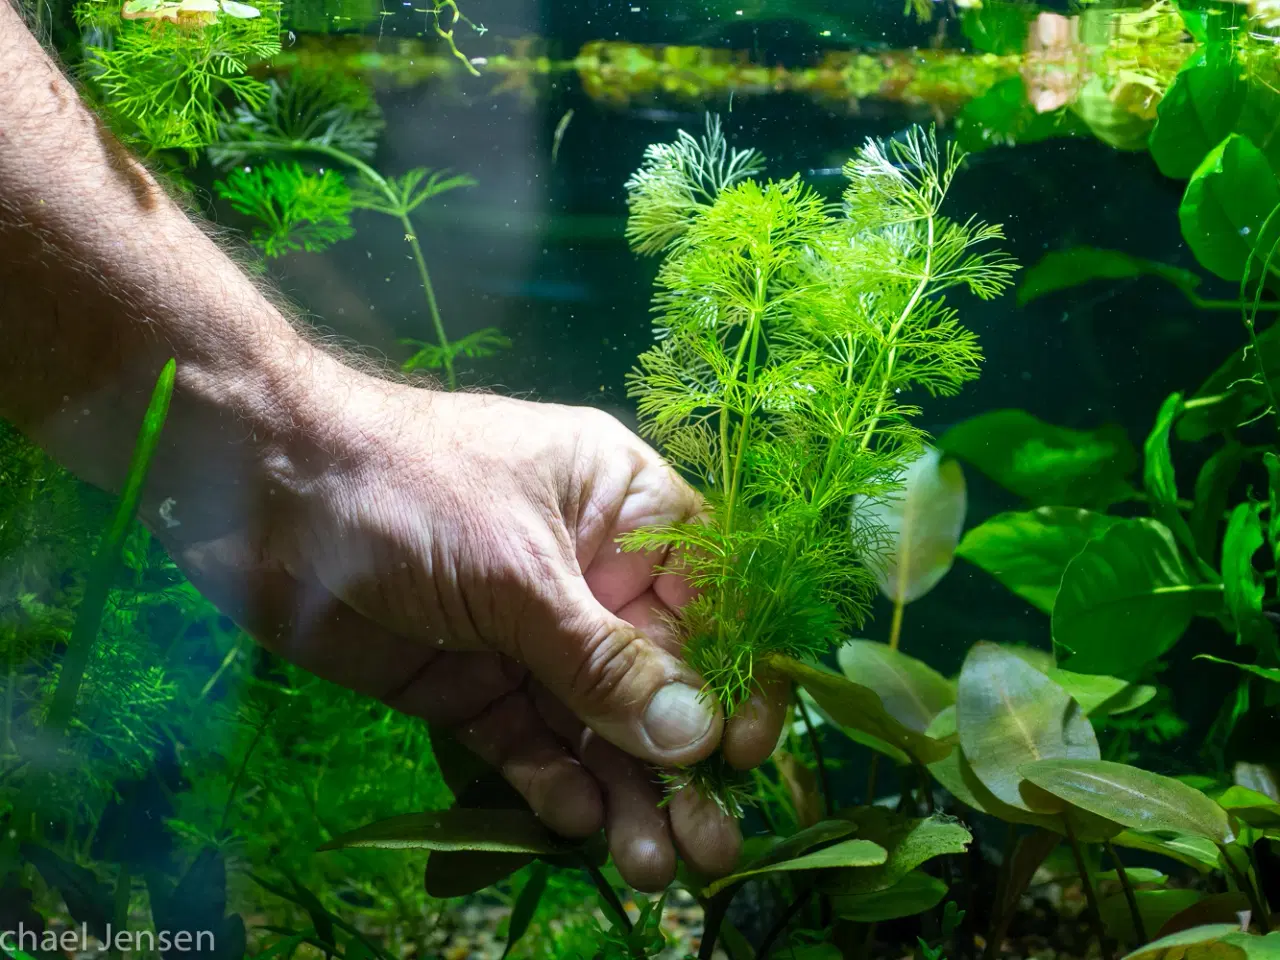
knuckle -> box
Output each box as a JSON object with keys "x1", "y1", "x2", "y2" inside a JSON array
[{"x1": 569, "y1": 623, "x2": 643, "y2": 713}]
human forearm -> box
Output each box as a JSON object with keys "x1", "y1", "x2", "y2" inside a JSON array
[{"x1": 0, "y1": 2, "x2": 343, "y2": 528}]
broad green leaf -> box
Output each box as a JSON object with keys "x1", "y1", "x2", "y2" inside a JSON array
[
  {"x1": 1053, "y1": 518, "x2": 1219, "y2": 677},
  {"x1": 1095, "y1": 867, "x2": 1167, "y2": 885},
  {"x1": 768, "y1": 656, "x2": 952, "y2": 763},
  {"x1": 1197, "y1": 655, "x2": 1280, "y2": 684},
  {"x1": 319, "y1": 809, "x2": 574, "y2": 854},
  {"x1": 956, "y1": 642, "x2": 1099, "y2": 812},
  {"x1": 20, "y1": 844, "x2": 112, "y2": 939},
  {"x1": 1144, "y1": 394, "x2": 1184, "y2": 507},
  {"x1": 735, "y1": 819, "x2": 859, "y2": 874},
  {"x1": 1101, "y1": 889, "x2": 1204, "y2": 944},
  {"x1": 283, "y1": 874, "x2": 335, "y2": 950},
  {"x1": 424, "y1": 852, "x2": 533, "y2": 899},
  {"x1": 1017, "y1": 248, "x2": 1202, "y2": 307},
  {"x1": 957, "y1": 507, "x2": 1121, "y2": 613},
  {"x1": 700, "y1": 838, "x2": 886, "y2": 897},
  {"x1": 1112, "y1": 830, "x2": 1222, "y2": 872},
  {"x1": 1048, "y1": 669, "x2": 1156, "y2": 717},
  {"x1": 1234, "y1": 762, "x2": 1280, "y2": 801},
  {"x1": 1119, "y1": 924, "x2": 1242, "y2": 960},
  {"x1": 819, "y1": 809, "x2": 971, "y2": 896},
  {"x1": 1156, "y1": 892, "x2": 1252, "y2": 939},
  {"x1": 218, "y1": 0, "x2": 261, "y2": 16},
  {"x1": 852, "y1": 446, "x2": 966, "y2": 604},
  {"x1": 941, "y1": 410, "x2": 1137, "y2": 509},
  {"x1": 1179, "y1": 134, "x2": 1280, "y2": 281},
  {"x1": 1191, "y1": 442, "x2": 1244, "y2": 562},
  {"x1": 1222, "y1": 503, "x2": 1268, "y2": 643},
  {"x1": 961, "y1": 0, "x2": 1034, "y2": 53},
  {"x1": 502, "y1": 863, "x2": 548, "y2": 959},
  {"x1": 832, "y1": 870, "x2": 948, "y2": 921},
  {"x1": 1150, "y1": 52, "x2": 1280, "y2": 179},
  {"x1": 1215, "y1": 786, "x2": 1280, "y2": 829},
  {"x1": 1267, "y1": 453, "x2": 1280, "y2": 567},
  {"x1": 1019, "y1": 759, "x2": 1234, "y2": 843},
  {"x1": 954, "y1": 77, "x2": 1086, "y2": 154},
  {"x1": 837, "y1": 640, "x2": 955, "y2": 733},
  {"x1": 1181, "y1": 328, "x2": 1280, "y2": 441}
]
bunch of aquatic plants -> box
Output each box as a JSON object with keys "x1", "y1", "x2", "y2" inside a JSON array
[
  {"x1": 211, "y1": 71, "x2": 501, "y2": 388},
  {"x1": 620, "y1": 118, "x2": 1015, "y2": 747},
  {"x1": 74, "y1": 0, "x2": 282, "y2": 154}
]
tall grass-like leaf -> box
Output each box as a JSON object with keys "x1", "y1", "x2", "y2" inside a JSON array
[
  {"x1": 45, "y1": 359, "x2": 176, "y2": 734},
  {"x1": 1019, "y1": 759, "x2": 1233, "y2": 843},
  {"x1": 956, "y1": 642, "x2": 1099, "y2": 812}
]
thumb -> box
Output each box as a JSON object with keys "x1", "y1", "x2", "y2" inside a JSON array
[{"x1": 522, "y1": 575, "x2": 723, "y2": 768}]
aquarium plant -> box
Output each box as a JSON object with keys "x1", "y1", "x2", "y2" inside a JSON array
[{"x1": 210, "y1": 72, "x2": 505, "y2": 388}]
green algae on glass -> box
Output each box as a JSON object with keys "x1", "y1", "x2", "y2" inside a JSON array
[{"x1": 620, "y1": 119, "x2": 1015, "y2": 809}]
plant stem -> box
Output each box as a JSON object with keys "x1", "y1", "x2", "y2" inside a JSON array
[
  {"x1": 1104, "y1": 840, "x2": 1146, "y2": 945},
  {"x1": 698, "y1": 895, "x2": 730, "y2": 960},
  {"x1": 398, "y1": 211, "x2": 455, "y2": 389},
  {"x1": 797, "y1": 696, "x2": 832, "y2": 817},
  {"x1": 1063, "y1": 816, "x2": 1113, "y2": 960},
  {"x1": 865, "y1": 753, "x2": 881, "y2": 806},
  {"x1": 46, "y1": 359, "x2": 175, "y2": 735},
  {"x1": 249, "y1": 140, "x2": 458, "y2": 388},
  {"x1": 1218, "y1": 842, "x2": 1271, "y2": 932},
  {"x1": 757, "y1": 886, "x2": 814, "y2": 959},
  {"x1": 584, "y1": 860, "x2": 632, "y2": 935},
  {"x1": 220, "y1": 717, "x2": 271, "y2": 834},
  {"x1": 1247, "y1": 844, "x2": 1274, "y2": 930},
  {"x1": 110, "y1": 865, "x2": 131, "y2": 960},
  {"x1": 889, "y1": 596, "x2": 905, "y2": 651}
]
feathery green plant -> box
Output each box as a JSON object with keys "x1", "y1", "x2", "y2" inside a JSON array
[
  {"x1": 212, "y1": 73, "x2": 493, "y2": 388},
  {"x1": 76, "y1": 0, "x2": 282, "y2": 153},
  {"x1": 622, "y1": 119, "x2": 1015, "y2": 809},
  {"x1": 215, "y1": 162, "x2": 354, "y2": 258}
]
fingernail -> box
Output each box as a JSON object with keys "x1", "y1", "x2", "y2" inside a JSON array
[{"x1": 644, "y1": 683, "x2": 714, "y2": 751}]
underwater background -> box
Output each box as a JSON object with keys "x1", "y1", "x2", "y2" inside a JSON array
[{"x1": 5, "y1": 0, "x2": 1280, "y2": 955}]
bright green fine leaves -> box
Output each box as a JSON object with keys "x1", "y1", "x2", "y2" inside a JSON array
[
  {"x1": 45, "y1": 359, "x2": 176, "y2": 735},
  {"x1": 622, "y1": 122, "x2": 1014, "y2": 724},
  {"x1": 941, "y1": 410, "x2": 1137, "y2": 509},
  {"x1": 1149, "y1": 52, "x2": 1280, "y2": 180},
  {"x1": 1016, "y1": 247, "x2": 1203, "y2": 307},
  {"x1": 1179, "y1": 134, "x2": 1280, "y2": 282},
  {"x1": 836, "y1": 640, "x2": 955, "y2": 734},
  {"x1": 1052, "y1": 518, "x2": 1219, "y2": 677},
  {"x1": 833, "y1": 871, "x2": 948, "y2": 921},
  {"x1": 957, "y1": 507, "x2": 1121, "y2": 613},
  {"x1": 318, "y1": 809, "x2": 574, "y2": 854},
  {"x1": 1019, "y1": 759, "x2": 1234, "y2": 844},
  {"x1": 956, "y1": 642, "x2": 1099, "y2": 812},
  {"x1": 215, "y1": 162, "x2": 354, "y2": 259},
  {"x1": 851, "y1": 446, "x2": 967, "y2": 604},
  {"x1": 769, "y1": 656, "x2": 952, "y2": 764}
]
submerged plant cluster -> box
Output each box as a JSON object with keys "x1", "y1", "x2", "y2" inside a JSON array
[{"x1": 4, "y1": 0, "x2": 1280, "y2": 958}]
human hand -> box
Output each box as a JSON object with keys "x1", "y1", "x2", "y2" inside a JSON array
[{"x1": 153, "y1": 356, "x2": 789, "y2": 891}]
